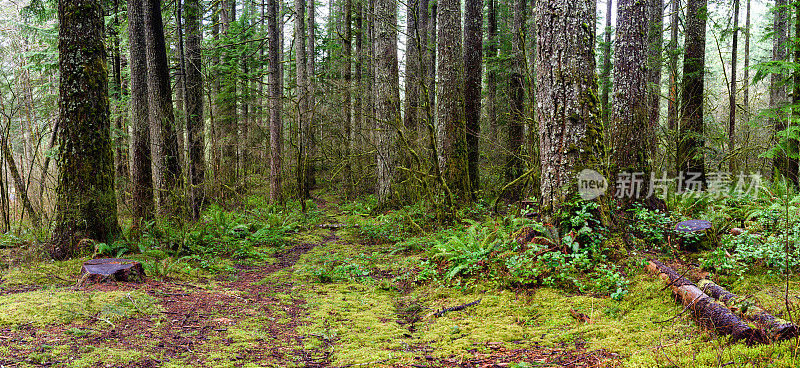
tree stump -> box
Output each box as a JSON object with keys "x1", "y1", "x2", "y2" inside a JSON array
[
  {"x1": 80, "y1": 258, "x2": 145, "y2": 285},
  {"x1": 675, "y1": 219, "x2": 713, "y2": 251}
]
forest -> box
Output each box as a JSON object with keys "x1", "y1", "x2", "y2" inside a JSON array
[{"x1": 2, "y1": 0, "x2": 800, "y2": 366}]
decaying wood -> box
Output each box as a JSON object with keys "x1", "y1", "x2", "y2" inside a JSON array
[
  {"x1": 698, "y1": 279, "x2": 799, "y2": 341},
  {"x1": 79, "y1": 258, "x2": 145, "y2": 285},
  {"x1": 646, "y1": 259, "x2": 767, "y2": 344},
  {"x1": 429, "y1": 299, "x2": 482, "y2": 318},
  {"x1": 570, "y1": 309, "x2": 592, "y2": 324}
]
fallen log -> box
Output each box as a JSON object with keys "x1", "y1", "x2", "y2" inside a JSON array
[
  {"x1": 646, "y1": 259, "x2": 767, "y2": 344},
  {"x1": 698, "y1": 279, "x2": 799, "y2": 342}
]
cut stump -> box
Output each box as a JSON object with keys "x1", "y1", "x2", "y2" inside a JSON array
[
  {"x1": 80, "y1": 258, "x2": 145, "y2": 284},
  {"x1": 646, "y1": 259, "x2": 767, "y2": 344}
]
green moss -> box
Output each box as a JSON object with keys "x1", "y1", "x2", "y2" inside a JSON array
[
  {"x1": 0, "y1": 290, "x2": 159, "y2": 326},
  {"x1": 69, "y1": 347, "x2": 144, "y2": 368},
  {"x1": 2, "y1": 257, "x2": 87, "y2": 287}
]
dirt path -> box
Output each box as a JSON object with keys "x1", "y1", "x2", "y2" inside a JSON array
[{"x1": 0, "y1": 232, "x2": 340, "y2": 368}]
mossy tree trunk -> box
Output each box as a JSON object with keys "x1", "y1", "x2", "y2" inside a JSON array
[
  {"x1": 145, "y1": 0, "x2": 183, "y2": 217},
  {"x1": 52, "y1": 0, "x2": 121, "y2": 259},
  {"x1": 534, "y1": 0, "x2": 603, "y2": 221},
  {"x1": 727, "y1": 0, "x2": 739, "y2": 173},
  {"x1": 772, "y1": 0, "x2": 789, "y2": 182},
  {"x1": 464, "y1": 0, "x2": 482, "y2": 197},
  {"x1": 611, "y1": 0, "x2": 652, "y2": 208},
  {"x1": 505, "y1": 0, "x2": 526, "y2": 202},
  {"x1": 676, "y1": 0, "x2": 707, "y2": 184},
  {"x1": 128, "y1": 0, "x2": 155, "y2": 224},
  {"x1": 268, "y1": 0, "x2": 284, "y2": 203},
  {"x1": 375, "y1": 0, "x2": 400, "y2": 202},
  {"x1": 185, "y1": 0, "x2": 204, "y2": 219},
  {"x1": 436, "y1": 0, "x2": 470, "y2": 202}
]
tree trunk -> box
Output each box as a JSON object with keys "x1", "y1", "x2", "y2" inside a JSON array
[
  {"x1": 600, "y1": 0, "x2": 613, "y2": 128},
  {"x1": 486, "y1": 0, "x2": 498, "y2": 143},
  {"x1": 52, "y1": 0, "x2": 121, "y2": 259},
  {"x1": 219, "y1": 0, "x2": 239, "y2": 197},
  {"x1": 728, "y1": 0, "x2": 739, "y2": 172},
  {"x1": 342, "y1": 0, "x2": 354, "y2": 196},
  {"x1": 375, "y1": 0, "x2": 400, "y2": 202},
  {"x1": 185, "y1": 0, "x2": 204, "y2": 219},
  {"x1": 1, "y1": 136, "x2": 39, "y2": 227},
  {"x1": 269, "y1": 0, "x2": 284, "y2": 203},
  {"x1": 464, "y1": 0, "x2": 482, "y2": 196},
  {"x1": 648, "y1": 0, "x2": 663, "y2": 156},
  {"x1": 534, "y1": 0, "x2": 603, "y2": 221},
  {"x1": 354, "y1": 0, "x2": 364, "y2": 180},
  {"x1": 506, "y1": 0, "x2": 526, "y2": 201},
  {"x1": 112, "y1": 0, "x2": 128, "y2": 184},
  {"x1": 612, "y1": 0, "x2": 652, "y2": 206},
  {"x1": 741, "y1": 0, "x2": 750, "y2": 169},
  {"x1": 145, "y1": 0, "x2": 183, "y2": 217},
  {"x1": 667, "y1": 0, "x2": 680, "y2": 172},
  {"x1": 127, "y1": 0, "x2": 155, "y2": 223},
  {"x1": 404, "y1": 0, "x2": 422, "y2": 141},
  {"x1": 426, "y1": 1, "x2": 437, "y2": 132},
  {"x1": 677, "y1": 0, "x2": 707, "y2": 186},
  {"x1": 296, "y1": 0, "x2": 311, "y2": 200},
  {"x1": 437, "y1": 0, "x2": 469, "y2": 201},
  {"x1": 772, "y1": 0, "x2": 789, "y2": 181},
  {"x1": 791, "y1": 0, "x2": 800, "y2": 187},
  {"x1": 307, "y1": 0, "x2": 317, "y2": 190},
  {"x1": 175, "y1": 0, "x2": 188, "y2": 177}
]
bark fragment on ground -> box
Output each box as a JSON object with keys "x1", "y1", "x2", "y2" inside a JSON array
[
  {"x1": 646, "y1": 259, "x2": 768, "y2": 344},
  {"x1": 698, "y1": 279, "x2": 799, "y2": 341}
]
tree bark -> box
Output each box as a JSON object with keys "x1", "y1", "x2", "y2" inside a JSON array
[
  {"x1": 728, "y1": 0, "x2": 739, "y2": 172},
  {"x1": 486, "y1": 0, "x2": 498, "y2": 143},
  {"x1": 375, "y1": 0, "x2": 400, "y2": 202},
  {"x1": 667, "y1": 0, "x2": 680, "y2": 169},
  {"x1": 307, "y1": 0, "x2": 317, "y2": 190},
  {"x1": 506, "y1": 0, "x2": 526, "y2": 201},
  {"x1": 112, "y1": 0, "x2": 128, "y2": 184},
  {"x1": 296, "y1": 0, "x2": 311, "y2": 200},
  {"x1": 342, "y1": 0, "x2": 354, "y2": 196},
  {"x1": 648, "y1": 0, "x2": 663, "y2": 156},
  {"x1": 772, "y1": 0, "x2": 790, "y2": 181},
  {"x1": 612, "y1": 0, "x2": 652, "y2": 206},
  {"x1": 677, "y1": 0, "x2": 707, "y2": 186},
  {"x1": 52, "y1": 0, "x2": 121, "y2": 259},
  {"x1": 600, "y1": 0, "x2": 613, "y2": 128},
  {"x1": 741, "y1": 0, "x2": 750, "y2": 167},
  {"x1": 127, "y1": 0, "x2": 155, "y2": 223},
  {"x1": 697, "y1": 279, "x2": 798, "y2": 342},
  {"x1": 464, "y1": 0, "x2": 482, "y2": 196},
  {"x1": 185, "y1": 0, "x2": 204, "y2": 219},
  {"x1": 647, "y1": 260, "x2": 768, "y2": 344},
  {"x1": 534, "y1": 0, "x2": 603, "y2": 221},
  {"x1": 269, "y1": 0, "x2": 284, "y2": 203},
  {"x1": 437, "y1": 0, "x2": 469, "y2": 201},
  {"x1": 145, "y1": 0, "x2": 182, "y2": 217}
]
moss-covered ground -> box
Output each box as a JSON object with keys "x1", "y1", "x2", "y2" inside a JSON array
[{"x1": 1, "y1": 196, "x2": 799, "y2": 367}]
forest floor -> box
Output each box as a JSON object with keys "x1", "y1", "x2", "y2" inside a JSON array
[{"x1": 1, "y1": 196, "x2": 800, "y2": 367}]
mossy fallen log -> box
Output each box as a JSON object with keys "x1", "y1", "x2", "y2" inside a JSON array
[
  {"x1": 646, "y1": 259, "x2": 768, "y2": 344},
  {"x1": 698, "y1": 279, "x2": 799, "y2": 342}
]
